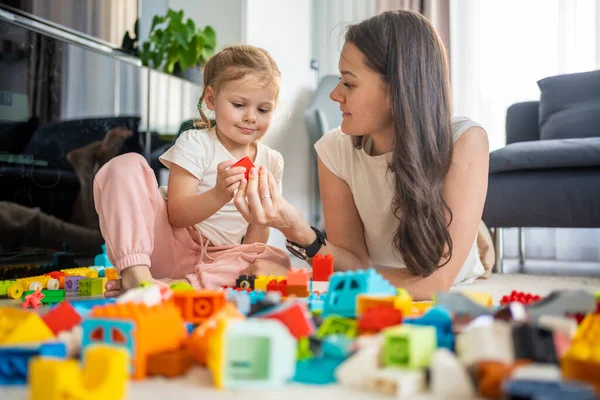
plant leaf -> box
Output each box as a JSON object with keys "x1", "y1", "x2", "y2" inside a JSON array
[
  {"x1": 203, "y1": 26, "x2": 217, "y2": 49},
  {"x1": 151, "y1": 15, "x2": 163, "y2": 32}
]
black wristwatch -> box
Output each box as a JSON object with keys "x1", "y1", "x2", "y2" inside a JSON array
[{"x1": 285, "y1": 227, "x2": 326, "y2": 260}]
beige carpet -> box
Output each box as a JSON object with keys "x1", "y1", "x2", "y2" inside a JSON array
[{"x1": 452, "y1": 273, "x2": 600, "y2": 304}]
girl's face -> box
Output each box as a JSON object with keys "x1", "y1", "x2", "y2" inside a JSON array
[
  {"x1": 205, "y1": 74, "x2": 278, "y2": 148},
  {"x1": 330, "y1": 42, "x2": 393, "y2": 138}
]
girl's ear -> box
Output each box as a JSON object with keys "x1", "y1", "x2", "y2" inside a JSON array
[{"x1": 204, "y1": 86, "x2": 217, "y2": 111}]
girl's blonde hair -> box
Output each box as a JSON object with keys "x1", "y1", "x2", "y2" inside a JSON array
[{"x1": 195, "y1": 45, "x2": 281, "y2": 129}]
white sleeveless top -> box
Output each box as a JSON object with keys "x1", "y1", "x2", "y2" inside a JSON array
[{"x1": 314, "y1": 117, "x2": 486, "y2": 284}]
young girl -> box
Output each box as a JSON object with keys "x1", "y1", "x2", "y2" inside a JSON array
[{"x1": 93, "y1": 45, "x2": 291, "y2": 297}]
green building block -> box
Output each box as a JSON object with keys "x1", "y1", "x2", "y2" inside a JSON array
[
  {"x1": 21, "y1": 289, "x2": 66, "y2": 304},
  {"x1": 170, "y1": 282, "x2": 194, "y2": 292},
  {"x1": 0, "y1": 280, "x2": 16, "y2": 296},
  {"x1": 316, "y1": 315, "x2": 357, "y2": 339},
  {"x1": 382, "y1": 324, "x2": 436, "y2": 369},
  {"x1": 296, "y1": 337, "x2": 314, "y2": 361},
  {"x1": 78, "y1": 278, "x2": 106, "y2": 296}
]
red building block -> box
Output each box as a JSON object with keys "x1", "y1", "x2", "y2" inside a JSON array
[
  {"x1": 41, "y1": 301, "x2": 82, "y2": 334},
  {"x1": 358, "y1": 306, "x2": 403, "y2": 332},
  {"x1": 312, "y1": 254, "x2": 334, "y2": 281},
  {"x1": 260, "y1": 302, "x2": 315, "y2": 339},
  {"x1": 266, "y1": 279, "x2": 287, "y2": 297},
  {"x1": 233, "y1": 156, "x2": 255, "y2": 180}
]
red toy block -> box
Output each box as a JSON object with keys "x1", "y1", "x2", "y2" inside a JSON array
[
  {"x1": 41, "y1": 301, "x2": 82, "y2": 334},
  {"x1": 266, "y1": 279, "x2": 287, "y2": 297},
  {"x1": 260, "y1": 302, "x2": 315, "y2": 339},
  {"x1": 312, "y1": 254, "x2": 334, "y2": 281},
  {"x1": 287, "y1": 268, "x2": 309, "y2": 287},
  {"x1": 358, "y1": 306, "x2": 402, "y2": 332},
  {"x1": 500, "y1": 290, "x2": 541, "y2": 306},
  {"x1": 233, "y1": 156, "x2": 255, "y2": 180},
  {"x1": 22, "y1": 290, "x2": 44, "y2": 309}
]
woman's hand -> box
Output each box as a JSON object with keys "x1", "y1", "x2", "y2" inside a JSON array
[
  {"x1": 215, "y1": 160, "x2": 247, "y2": 203},
  {"x1": 234, "y1": 166, "x2": 304, "y2": 233}
]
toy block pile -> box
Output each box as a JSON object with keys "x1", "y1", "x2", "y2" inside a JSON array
[{"x1": 1, "y1": 250, "x2": 600, "y2": 400}]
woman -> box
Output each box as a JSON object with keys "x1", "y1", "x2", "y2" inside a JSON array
[{"x1": 234, "y1": 10, "x2": 489, "y2": 300}]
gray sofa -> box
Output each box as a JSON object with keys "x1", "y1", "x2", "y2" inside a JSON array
[{"x1": 482, "y1": 70, "x2": 600, "y2": 272}]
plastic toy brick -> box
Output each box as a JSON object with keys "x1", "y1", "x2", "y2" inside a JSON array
[
  {"x1": 236, "y1": 274, "x2": 256, "y2": 290},
  {"x1": 61, "y1": 267, "x2": 95, "y2": 277},
  {"x1": 172, "y1": 289, "x2": 226, "y2": 323},
  {"x1": 46, "y1": 277, "x2": 60, "y2": 290},
  {"x1": 500, "y1": 290, "x2": 542, "y2": 306},
  {"x1": 248, "y1": 289, "x2": 267, "y2": 305},
  {"x1": 0, "y1": 342, "x2": 66, "y2": 385},
  {"x1": 0, "y1": 279, "x2": 16, "y2": 296},
  {"x1": 64, "y1": 275, "x2": 86, "y2": 292},
  {"x1": 356, "y1": 294, "x2": 397, "y2": 316},
  {"x1": 316, "y1": 315, "x2": 358, "y2": 338},
  {"x1": 460, "y1": 291, "x2": 494, "y2": 307},
  {"x1": 105, "y1": 267, "x2": 119, "y2": 280},
  {"x1": 287, "y1": 284, "x2": 310, "y2": 297},
  {"x1": 225, "y1": 288, "x2": 251, "y2": 316},
  {"x1": 78, "y1": 277, "x2": 107, "y2": 296},
  {"x1": 358, "y1": 306, "x2": 402, "y2": 333},
  {"x1": 456, "y1": 320, "x2": 515, "y2": 367},
  {"x1": 382, "y1": 324, "x2": 436, "y2": 369},
  {"x1": 404, "y1": 307, "x2": 454, "y2": 350},
  {"x1": 147, "y1": 348, "x2": 195, "y2": 378},
  {"x1": 85, "y1": 302, "x2": 187, "y2": 379},
  {"x1": 561, "y1": 314, "x2": 600, "y2": 392},
  {"x1": 525, "y1": 290, "x2": 597, "y2": 321},
  {"x1": 254, "y1": 275, "x2": 269, "y2": 291},
  {"x1": 186, "y1": 302, "x2": 244, "y2": 366},
  {"x1": 434, "y1": 292, "x2": 494, "y2": 318},
  {"x1": 306, "y1": 292, "x2": 324, "y2": 313},
  {"x1": 169, "y1": 281, "x2": 194, "y2": 291},
  {"x1": 233, "y1": 156, "x2": 255, "y2": 180},
  {"x1": 29, "y1": 344, "x2": 129, "y2": 400},
  {"x1": 503, "y1": 379, "x2": 597, "y2": 400},
  {"x1": 206, "y1": 318, "x2": 296, "y2": 389},
  {"x1": 287, "y1": 268, "x2": 310, "y2": 287},
  {"x1": 21, "y1": 289, "x2": 65, "y2": 304},
  {"x1": 0, "y1": 307, "x2": 55, "y2": 345},
  {"x1": 312, "y1": 254, "x2": 334, "y2": 281},
  {"x1": 94, "y1": 244, "x2": 114, "y2": 268},
  {"x1": 475, "y1": 360, "x2": 532, "y2": 399},
  {"x1": 21, "y1": 289, "x2": 44, "y2": 309},
  {"x1": 257, "y1": 301, "x2": 315, "y2": 339},
  {"x1": 248, "y1": 292, "x2": 283, "y2": 316},
  {"x1": 296, "y1": 337, "x2": 314, "y2": 361},
  {"x1": 323, "y1": 268, "x2": 396, "y2": 318},
  {"x1": 42, "y1": 301, "x2": 82, "y2": 335},
  {"x1": 512, "y1": 323, "x2": 558, "y2": 364},
  {"x1": 293, "y1": 334, "x2": 354, "y2": 385},
  {"x1": 267, "y1": 279, "x2": 287, "y2": 296}
]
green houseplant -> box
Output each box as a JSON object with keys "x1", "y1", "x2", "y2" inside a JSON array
[{"x1": 137, "y1": 9, "x2": 216, "y2": 82}]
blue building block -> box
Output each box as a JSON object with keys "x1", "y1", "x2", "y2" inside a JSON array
[
  {"x1": 225, "y1": 288, "x2": 251, "y2": 316},
  {"x1": 59, "y1": 298, "x2": 116, "y2": 318},
  {"x1": 89, "y1": 265, "x2": 106, "y2": 277},
  {"x1": 322, "y1": 268, "x2": 396, "y2": 318},
  {"x1": 293, "y1": 335, "x2": 353, "y2": 385},
  {"x1": 248, "y1": 290, "x2": 266, "y2": 305},
  {"x1": 404, "y1": 307, "x2": 455, "y2": 350},
  {"x1": 94, "y1": 244, "x2": 114, "y2": 268},
  {"x1": 0, "y1": 342, "x2": 67, "y2": 385},
  {"x1": 306, "y1": 293, "x2": 324, "y2": 313},
  {"x1": 503, "y1": 379, "x2": 597, "y2": 400},
  {"x1": 81, "y1": 319, "x2": 136, "y2": 373}
]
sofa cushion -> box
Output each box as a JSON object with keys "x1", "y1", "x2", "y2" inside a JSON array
[
  {"x1": 537, "y1": 70, "x2": 600, "y2": 140},
  {"x1": 490, "y1": 137, "x2": 600, "y2": 174},
  {"x1": 0, "y1": 118, "x2": 40, "y2": 154}
]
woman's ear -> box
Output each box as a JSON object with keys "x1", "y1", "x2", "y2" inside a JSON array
[{"x1": 204, "y1": 86, "x2": 217, "y2": 111}]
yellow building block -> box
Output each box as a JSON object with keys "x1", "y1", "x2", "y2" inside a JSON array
[
  {"x1": 0, "y1": 307, "x2": 55, "y2": 345},
  {"x1": 254, "y1": 275, "x2": 269, "y2": 291},
  {"x1": 461, "y1": 291, "x2": 493, "y2": 307},
  {"x1": 29, "y1": 344, "x2": 129, "y2": 400},
  {"x1": 356, "y1": 294, "x2": 397, "y2": 316}
]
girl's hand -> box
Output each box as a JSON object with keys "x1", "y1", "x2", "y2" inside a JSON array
[
  {"x1": 215, "y1": 160, "x2": 247, "y2": 203},
  {"x1": 234, "y1": 166, "x2": 304, "y2": 232}
]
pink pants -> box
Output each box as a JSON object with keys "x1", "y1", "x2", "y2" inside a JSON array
[{"x1": 93, "y1": 153, "x2": 291, "y2": 289}]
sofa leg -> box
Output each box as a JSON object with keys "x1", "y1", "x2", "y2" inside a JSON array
[
  {"x1": 493, "y1": 227, "x2": 504, "y2": 274},
  {"x1": 518, "y1": 227, "x2": 526, "y2": 268}
]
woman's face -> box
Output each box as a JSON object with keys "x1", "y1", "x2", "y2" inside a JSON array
[{"x1": 330, "y1": 42, "x2": 393, "y2": 137}]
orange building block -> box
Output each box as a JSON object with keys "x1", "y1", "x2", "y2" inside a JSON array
[
  {"x1": 287, "y1": 268, "x2": 309, "y2": 287},
  {"x1": 357, "y1": 294, "x2": 397, "y2": 316},
  {"x1": 105, "y1": 268, "x2": 119, "y2": 280},
  {"x1": 561, "y1": 314, "x2": 600, "y2": 392},
  {"x1": 147, "y1": 348, "x2": 195, "y2": 378},
  {"x1": 172, "y1": 290, "x2": 226, "y2": 324},
  {"x1": 89, "y1": 302, "x2": 186, "y2": 380},
  {"x1": 185, "y1": 302, "x2": 244, "y2": 365},
  {"x1": 287, "y1": 285, "x2": 310, "y2": 297},
  {"x1": 475, "y1": 360, "x2": 531, "y2": 399}
]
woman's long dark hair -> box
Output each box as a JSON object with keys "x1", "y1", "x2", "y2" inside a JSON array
[{"x1": 346, "y1": 11, "x2": 453, "y2": 277}]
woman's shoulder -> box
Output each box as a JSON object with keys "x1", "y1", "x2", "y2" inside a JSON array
[
  {"x1": 315, "y1": 127, "x2": 354, "y2": 151},
  {"x1": 451, "y1": 116, "x2": 486, "y2": 143}
]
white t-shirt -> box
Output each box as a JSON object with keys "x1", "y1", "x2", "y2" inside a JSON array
[
  {"x1": 314, "y1": 117, "x2": 486, "y2": 284},
  {"x1": 159, "y1": 128, "x2": 284, "y2": 246}
]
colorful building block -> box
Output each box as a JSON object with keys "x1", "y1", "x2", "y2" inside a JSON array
[
  {"x1": 266, "y1": 279, "x2": 287, "y2": 296},
  {"x1": 257, "y1": 301, "x2": 315, "y2": 339},
  {"x1": 254, "y1": 275, "x2": 269, "y2": 291},
  {"x1": 404, "y1": 307, "x2": 454, "y2": 350},
  {"x1": 225, "y1": 288, "x2": 251, "y2": 315},
  {"x1": 94, "y1": 244, "x2": 114, "y2": 268},
  {"x1": 0, "y1": 280, "x2": 16, "y2": 296},
  {"x1": 356, "y1": 294, "x2": 397, "y2": 316},
  {"x1": 236, "y1": 274, "x2": 256, "y2": 290},
  {"x1": 358, "y1": 306, "x2": 402, "y2": 333},
  {"x1": 287, "y1": 268, "x2": 309, "y2": 287},
  {"x1": 322, "y1": 268, "x2": 396, "y2": 318},
  {"x1": 172, "y1": 290, "x2": 226, "y2": 324},
  {"x1": 312, "y1": 254, "x2": 333, "y2": 281},
  {"x1": 0, "y1": 307, "x2": 55, "y2": 345},
  {"x1": 21, "y1": 289, "x2": 65, "y2": 304},
  {"x1": 382, "y1": 324, "x2": 437, "y2": 369},
  {"x1": 29, "y1": 344, "x2": 129, "y2": 400},
  {"x1": 83, "y1": 302, "x2": 186, "y2": 379},
  {"x1": 207, "y1": 318, "x2": 296, "y2": 389},
  {"x1": 105, "y1": 267, "x2": 119, "y2": 280},
  {"x1": 233, "y1": 156, "x2": 255, "y2": 180},
  {"x1": 78, "y1": 277, "x2": 107, "y2": 296},
  {"x1": 147, "y1": 348, "x2": 195, "y2": 378},
  {"x1": 317, "y1": 315, "x2": 358, "y2": 338},
  {"x1": 21, "y1": 289, "x2": 44, "y2": 309},
  {"x1": 0, "y1": 342, "x2": 66, "y2": 385},
  {"x1": 42, "y1": 301, "x2": 83, "y2": 335},
  {"x1": 561, "y1": 314, "x2": 600, "y2": 392},
  {"x1": 294, "y1": 335, "x2": 354, "y2": 385},
  {"x1": 455, "y1": 320, "x2": 514, "y2": 367},
  {"x1": 64, "y1": 275, "x2": 86, "y2": 292}
]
